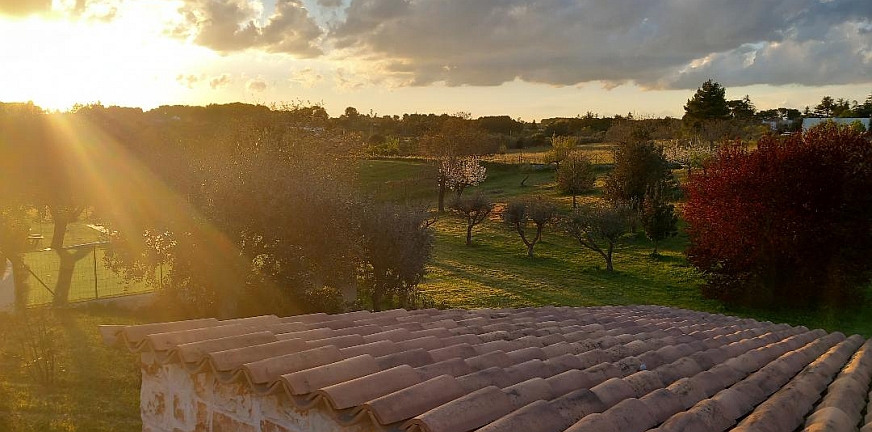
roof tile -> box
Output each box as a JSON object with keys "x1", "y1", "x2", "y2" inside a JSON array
[{"x1": 102, "y1": 305, "x2": 868, "y2": 432}]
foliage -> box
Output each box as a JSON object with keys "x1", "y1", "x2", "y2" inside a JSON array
[
  {"x1": 641, "y1": 182, "x2": 678, "y2": 255},
  {"x1": 727, "y1": 95, "x2": 756, "y2": 119},
  {"x1": 545, "y1": 135, "x2": 576, "y2": 167},
  {"x1": 421, "y1": 118, "x2": 494, "y2": 211},
  {"x1": 683, "y1": 79, "x2": 731, "y2": 129},
  {"x1": 9, "y1": 310, "x2": 59, "y2": 386},
  {"x1": 358, "y1": 203, "x2": 433, "y2": 311},
  {"x1": 502, "y1": 197, "x2": 557, "y2": 258},
  {"x1": 556, "y1": 151, "x2": 596, "y2": 207},
  {"x1": 562, "y1": 202, "x2": 634, "y2": 272},
  {"x1": 440, "y1": 157, "x2": 488, "y2": 197},
  {"x1": 449, "y1": 193, "x2": 494, "y2": 246},
  {"x1": 603, "y1": 140, "x2": 674, "y2": 210},
  {"x1": 684, "y1": 124, "x2": 872, "y2": 308}
]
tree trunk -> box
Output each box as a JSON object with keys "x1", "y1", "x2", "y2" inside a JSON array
[
  {"x1": 572, "y1": 195, "x2": 577, "y2": 208},
  {"x1": 466, "y1": 223, "x2": 473, "y2": 246},
  {"x1": 526, "y1": 243, "x2": 535, "y2": 259},
  {"x1": 52, "y1": 247, "x2": 91, "y2": 306},
  {"x1": 437, "y1": 181, "x2": 447, "y2": 213},
  {"x1": 371, "y1": 289, "x2": 382, "y2": 312},
  {"x1": 605, "y1": 244, "x2": 614, "y2": 272},
  {"x1": 50, "y1": 218, "x2": 68, "y2": 249}
]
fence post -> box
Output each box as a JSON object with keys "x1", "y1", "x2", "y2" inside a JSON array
[{"x1": 93, "y1": 244, "x2": 98, "y2": 300}]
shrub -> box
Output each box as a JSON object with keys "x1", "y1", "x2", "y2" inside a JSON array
[
  {"x1": 604, "y1": 140, "x2": 674, "y2": 211},
  {"x1": 556, "y1": 152, "x2": 596, "y2": 208},
  {"x1": 684, "y1": 123, "x2": 872, "y2": 308}
]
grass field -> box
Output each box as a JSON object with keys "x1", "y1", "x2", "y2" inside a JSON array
[
  {"x1": 358, "y1": 150, "x2": 872, "y2": 337},
  {"x1": 0, "y1": 308, "x2": 142, "y2": 431}
]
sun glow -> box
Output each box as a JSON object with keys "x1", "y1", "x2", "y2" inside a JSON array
[{"x1": 0, "y1": 3, "x2": 212, "y2": 110}]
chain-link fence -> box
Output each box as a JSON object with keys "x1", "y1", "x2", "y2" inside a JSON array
[{"x1": 21, "y1": 242, "x2": 160, "y2": 306}]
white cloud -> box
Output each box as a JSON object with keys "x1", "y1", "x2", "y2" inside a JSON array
[{"x1": 169, "y1": 0, "x2": 323, "y2": 57}]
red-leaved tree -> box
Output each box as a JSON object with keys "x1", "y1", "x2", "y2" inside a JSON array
[{"x1": 684, "y1": 123, "x2": 872, "y2": 308}]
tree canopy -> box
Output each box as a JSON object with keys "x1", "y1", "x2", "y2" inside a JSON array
[{"x1": 683, "y1": 79, "x2": 731, "y2": 129}]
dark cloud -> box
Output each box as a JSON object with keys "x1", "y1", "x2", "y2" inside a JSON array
[
  {"x1": 171, "y1": 0, "x2": 322, "y2": 57},
  {"x1": 327, "y1": 0, "x2": 872, "y2": 89},
  {"x1": 0, "y1": 0, "x2": 52, "y2": 17}
]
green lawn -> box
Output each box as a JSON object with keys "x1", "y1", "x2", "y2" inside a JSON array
[{"x1": 359, "y1": 153, "x2": 872, "y2": 337}]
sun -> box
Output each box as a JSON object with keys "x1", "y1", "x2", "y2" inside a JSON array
[{"x1": 0, "y1": 3, "x2": 212, "y2": 111}]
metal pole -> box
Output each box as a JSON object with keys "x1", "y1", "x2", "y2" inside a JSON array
[{"x1": 93, "y1": 244, "x2": 98, "y2": 299}]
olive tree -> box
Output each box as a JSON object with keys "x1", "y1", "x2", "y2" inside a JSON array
[{"x1": 502, "y1": 197, "x2": 557, "y2": 259}]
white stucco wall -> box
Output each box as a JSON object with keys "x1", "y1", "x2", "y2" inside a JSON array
[{"x1": 140, "y1": 354, "x2": 378, "y2": 432}]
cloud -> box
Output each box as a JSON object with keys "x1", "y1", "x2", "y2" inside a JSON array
[
  {"x1": 246, "y1": 78, "x2": 268, "y2": 92},
  {"x1": 289, "y1": 68, "x2": 324, "y2": 88},
  {"x1": 176, "y1": 74, "x2": 203, "y2": 89},
  {"x1": 326, "y1": 0, "x2": 872, "y2": 89},
  {"x1": 0, "y1": 0, "x2": 52, "y2": 17},
  {"x1": 169, "y1": 0, "x2": 323, "y2": 57},
  {"x1": 209, "y1": 73, "x2": 233, "y2": 89}
]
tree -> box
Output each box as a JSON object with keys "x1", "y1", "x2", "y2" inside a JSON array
[
  {"x1": 420, "y1": 117, "x2": 494, "y2": 211},
  {"x1": 684, "y1": 123, "x2": 872, "y2": 308},
  {"x1": 604, "y1": 140, "x2": 674, "y2": 211},
  {"x1": 641, "y1": 182, "x2": 678, "y2": 255},
  {"x1": 683, "y1": 79, "x2": 731, "y2": 129},
  {"x1": 545, "y1": 135, "x2": 576, "y2": 168},
  {"x1": 502, "y1": 197, "x2": 557, "y2": 258},
  {"x1": 440, "y1": 157, "x2": 487, "y2": 198},
  {"x1": 449, "y1": 193, "x2": 493, "y2": 246},
  {"x1": 814, "y1": 96, "x2": 836, "y2": 117},
  {"x1": 556, "y1": 152, "x2": 596, "y2": 208},
  {"x1": 562, "y1": 202, "x2": 633, "y2": 272},
  {"x1": 727, "y1": 95, "x2": 756, "y2": 119},
  {"x1": 359, "y1": 203, "x2": 433, "y2": 311}
]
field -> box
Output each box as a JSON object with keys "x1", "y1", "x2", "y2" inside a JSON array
[
  {"x1": 1, "y1": 144, "x2": 870, "y2": 431},
  {"x1": 358, "y1": 148, "x2": 872, "y2": 337},
  {"x1": 0, "y1": 308, "x2": 142, "y2": 431}
]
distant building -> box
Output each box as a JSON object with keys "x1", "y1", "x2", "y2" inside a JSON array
[{"x1": 802, "y1": 117, "x2": 870, "y2": 131}]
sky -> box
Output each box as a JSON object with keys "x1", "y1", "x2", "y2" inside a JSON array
[{"x1": 1, "y1": 0, "x2": 871, "y2": 120}]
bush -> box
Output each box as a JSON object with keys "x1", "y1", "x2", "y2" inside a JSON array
[
  {"x1": 684, "y1": 123, "x2": 872, "y2": 308},
  {"x1": 604, "y1": 140, "x2": 674, "y2": 211},
  {"x1": 556, "y1": 152, "x2": 596, "y2": 207}
]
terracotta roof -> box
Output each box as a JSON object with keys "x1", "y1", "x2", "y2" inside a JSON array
[{"x1": 101, "y1": 306, "x2": 872, "y2": 432}]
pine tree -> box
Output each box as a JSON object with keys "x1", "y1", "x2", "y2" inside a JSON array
[{"x1": 683, "y1": 79, "x2": 731, "y2": 129}]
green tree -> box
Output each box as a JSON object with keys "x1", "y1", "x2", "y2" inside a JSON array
[
  {"x1": 814, "y1": 96, "x2": 835, "y2": 117},
  {"x1": 359, "y1": 203, "x2": 433, "y2": 311},
  {"x1": 727, "y1": 95, "x2": 756, "y2": 119},
  {"x1": 604, "y1": 141, "x2": 674, "y2": 211},
  {"x1": 641, "y1": 182, "x2": 678, "y2": 255},
  {"x1": 683, "y1": 79, "x2": 731, "y2": 129},
  {"x1": 556, "y1": 152, "x2": 596, "y2": 208},
  {"x1": 502, "y1": 197, "x2": 557, "y2": 259},
  {"x1": 562, "y1": 202, "x2": 633, "y2": 272},
  {"x1": 545, "y1": 135, "x2": 576, "y2": 169},
  {"x1": 449, "y1": 193, "x2": 493, "y2": 246}
]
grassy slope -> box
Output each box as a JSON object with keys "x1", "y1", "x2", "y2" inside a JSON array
[
  {"x1": 0, "y1": 308, "x2": 142, "y2": 431},
  {"x1": 358, "y1": 152, "x2": 872, "y2": 337}
]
